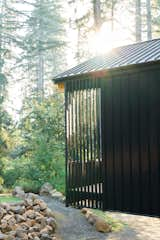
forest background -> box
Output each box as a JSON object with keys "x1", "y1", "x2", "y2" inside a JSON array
[{"x1": 0, "y1": 0, "x2": 160, "y2": 193}]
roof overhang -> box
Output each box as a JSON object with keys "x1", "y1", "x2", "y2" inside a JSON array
[{"x1": 53, "y1": 60, "x2": 160, "y2": 84}]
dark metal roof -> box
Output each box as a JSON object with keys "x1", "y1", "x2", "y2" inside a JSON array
[{"x1": 54, "y1": 38, "x2": 160, "y2": 82}]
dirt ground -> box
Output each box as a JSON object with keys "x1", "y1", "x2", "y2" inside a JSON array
[{"x1": 41, "y1": 196, "x2": 160, "y2": 240}]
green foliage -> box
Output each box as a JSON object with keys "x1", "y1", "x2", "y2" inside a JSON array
[
  {"x1": 15, "y1": 178, "x2": 41, "y2": 194},
  {"x1": 92, "y1": 209, "x2": 126, "y2": 232},
  {"x1": 0, "y1": 176, "x2": 4, "y2": 185},
  {"x1": 3, "y1": 93, "x2": 65, "y2": 193}
]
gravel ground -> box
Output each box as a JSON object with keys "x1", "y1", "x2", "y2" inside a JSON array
[{"x1": 41, "y1": 196, "x2": 156, "y2": 240}]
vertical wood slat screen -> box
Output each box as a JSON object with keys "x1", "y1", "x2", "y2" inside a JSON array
[{"x1": 65, "y1": 79, "x2": 103, "y2": 209}]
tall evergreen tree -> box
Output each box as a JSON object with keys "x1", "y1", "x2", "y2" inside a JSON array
[
  {"x1": 146, "y1": 0, "x2": 152, "y2": 40},
  {"x1": 21, "y1": 0, "x2": 66, "y2": 97},
  {"x1": 93, "y1": 0, "x2": 102, "y2": 31}
]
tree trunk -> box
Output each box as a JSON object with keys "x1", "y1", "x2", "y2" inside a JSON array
[
  {"x1": 135, "y1": 0, "x2": 142, "y2": 42},
  {"x1": 37, "y1": 0, "x2": 44, "y2": 99},
  {"x1": 93, "y1": 0, "x2": 102, "y2": 31},
  {"x1": 0, "y1": 0, "x2": 6, "y2": 95},
  {"x1": 111, "y1": 0, "x2": 114, "y2": 31},
  {"x1": 110, "y1": 0, "x2": 117, "y2": 32},
  {"x1": 37, "y1": 49, "x2": 44, "y2": 98},
  {"x1": 146, "y1": 0, "x2": 152, "y2": 40}
]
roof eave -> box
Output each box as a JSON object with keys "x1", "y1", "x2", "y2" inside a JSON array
[{"x1": 53, "y1": 60, "x2": 160, "y2": 84}]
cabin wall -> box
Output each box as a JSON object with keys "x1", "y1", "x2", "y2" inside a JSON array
[{"x1": 102, "y1": 66, "x2": 160, "y2": 216}]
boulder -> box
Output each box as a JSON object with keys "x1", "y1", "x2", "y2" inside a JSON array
[
  {"x1": 94, "y1": 218, "x2": 111, "y2": 233},
  {"x1": 12, "y1": 186, "x2": 25, "y2": 199},
  {"x1": 50, "y1": 191, "x2": 63, "y2": 201},
  {"x1": 39, "y1": 183, "x2": 54, "y2": 196},
  {"x1": 81, "y1": 208, "x2": 88, "y2": 215},
  {"x1": 25, "y1": 193, "x2": 38, "y2": 201}
]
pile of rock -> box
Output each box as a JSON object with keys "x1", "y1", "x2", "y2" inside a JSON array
[
  {"x1": 12, "y1": 183, "x2": 65, "y2": 203},
  {"x1": 81, "y1": 208, "x2": 112, "y2": 233},
  {"x1": 0, "y1": 195, "x2": 57, "y2": 240}
]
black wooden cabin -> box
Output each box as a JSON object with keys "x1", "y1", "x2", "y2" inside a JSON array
[{"x1": 54, "y1": 38, "x2": 160, "y2": 216}]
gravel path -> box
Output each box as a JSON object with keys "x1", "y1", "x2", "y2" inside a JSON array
[{"x1": 41, "y1": 197, "x2": 160, "y2": 240}]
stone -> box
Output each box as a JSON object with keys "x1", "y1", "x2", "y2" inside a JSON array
[
  {"x1": 33, "y1": 200, "x2": 47, "y2": 211},
  {"x1": 94, "y1": 218, "x2": 111, "y2": 233},
  {"x1": 16, "y1": 229, "x2": 28, "y2": 239},
  {"x1": 10, "y1": 206, "x2": 25, "y2": 215},
  {"x1": 24, "y1": 210, "x2": 35, "y2": 219},
  {"x1": 25, "y1": 220, "x2": 36, "y2": 227},
  {"x1": 8, "y1": 216, "x2": 16, "y2": 227},
  {"x1": 24, "y1": 198, "x2": 34, "y2": 208},
  {"x1": 2, "y1": 214, "x2": 14, "y2": 222},
  {"x1": 85, "y1": 211, "x2": 93, "y2": 220},
  {"x1": 40, "y1": 225, "x2": 53, "y2": 235},
  {"x1": 88, "y1": 215, "x2": 97, "y2": 225},
  {"x1": 28, "y1": 232, "x2": 37, "y2": 239},
  {"x1": 50, "y1": 191, "x2": 63, "y2": 200},
  {"x1": 1, "y1": 223, "x2": 12, "y2": 233},
  {"x1": 0, "y1": 233, "x2": 8, "y2": 240},
  {"x1": 0, "y1": 208, "x2": 7, "y2": 220},
  {"x1": 15, "y1": 214, "x2": 26, "y2": 223},
  {"x1": 19, "y1": 222, "x2": 30, "y2": 230},
  {"x1": 35, "y1": 216, "x2": 47, "y2": 225},
  {"x1": 12, "y1": 186, "x2": 25, "y2": 199},
  {"x1": 40, "y1": 233, "x2": 52, "y2": 240},
  {"x1": 43, "y1": 208, "x2": 55, "y2": 218},
  {"x1": 81, "y1": 208, "x2": 88, "y2": 215},
  {"x1": 25, "y1": 193, "x2": 38, "y2": 201},
  {"x1": 33, "y1": 205, "x2": 40, "y2": 212},
  {"x1": 39, "y1": 183, "x2": 54, "y2": 196},
  {"x1": 5, "y1": 235, "x2": 15, "y2": 240},
  {"x1": 28, "y1": 224, "x2": 41, "y2": 233},
  {"x1": 46, "y1": 218, "x2": 57, "y2": 230}
]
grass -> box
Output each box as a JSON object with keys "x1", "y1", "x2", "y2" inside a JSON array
[
  {"x1": 0, "y1": 194, "x2": 22, "y2": 204},
  {"x1": 92, "y1": 209, "x2": 126, "y2": 232}
]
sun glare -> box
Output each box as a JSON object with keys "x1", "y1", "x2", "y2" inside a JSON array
[{"x1": 90, "y1": 22, "x2": 131, "y2": 55}]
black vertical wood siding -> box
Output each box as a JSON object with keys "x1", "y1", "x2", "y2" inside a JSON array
[
  {"x1": 103, "y1": 67, "x2": 160, "y2": 216},
  {"x1": 65, "y1": 64, "x2": 160, "y2": 216}
]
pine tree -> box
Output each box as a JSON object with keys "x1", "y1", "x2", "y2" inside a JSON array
[
  {"x1": 146, "y1": 0, "x2": 152, "y2": 40},
  {"x1": 93, "y1": 0, "x2": 102, "y2": 31},
  {"x1": 21, "y1": 0, "x2": 66, "y2": 97},
  {"x1": 0, "y1": 0, "x2": 7, "y2": 102},
  {"x1": 152, "y1": 0, "x2": 160, "y2": 37}
]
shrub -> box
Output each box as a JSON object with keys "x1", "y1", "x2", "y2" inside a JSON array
[{"x1": 14, "y1": 178, "x2": 41, "y2": 193}]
